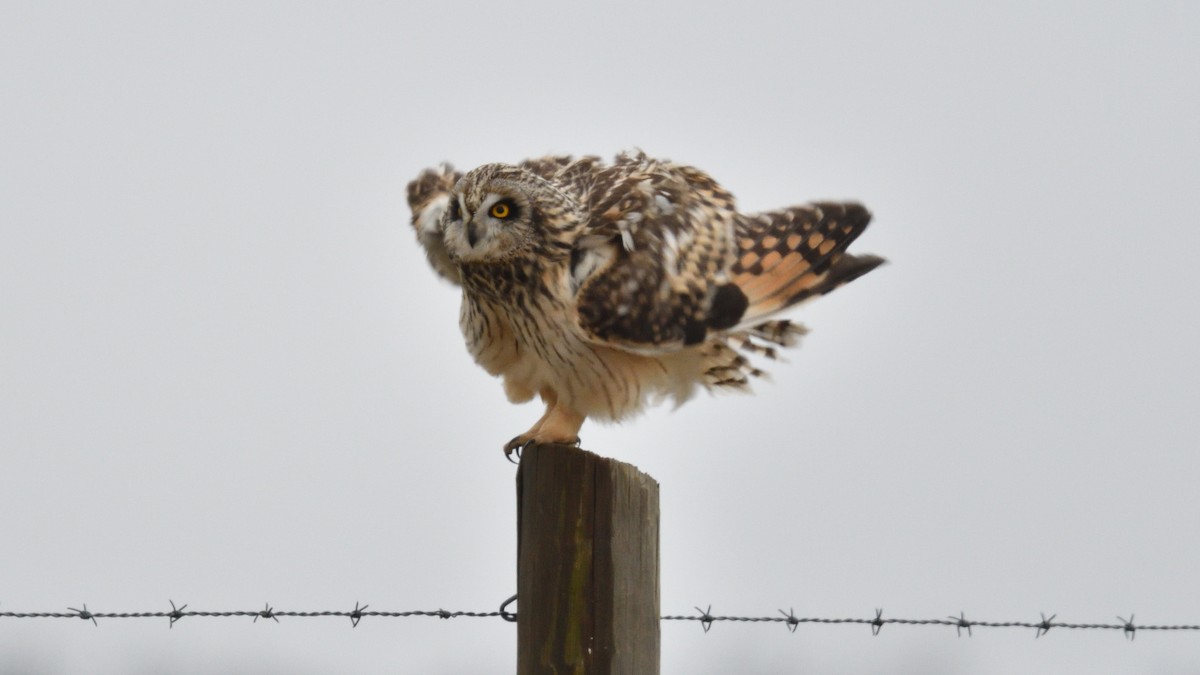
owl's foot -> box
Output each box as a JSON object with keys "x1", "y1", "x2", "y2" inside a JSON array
[
  {"x1": 503, "y1": 434, "x2": 583, "y2": 463},
  {"x1": 504, "y1": 399, "x2": 585, "y2": 463}
]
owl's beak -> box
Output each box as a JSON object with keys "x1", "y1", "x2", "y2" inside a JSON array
[{"x1": 466, "y1": 220, "x2": 481, "y2": 248}]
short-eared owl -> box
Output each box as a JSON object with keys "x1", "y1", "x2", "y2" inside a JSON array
[{"x1": 406, "y1": 151, "x2": 883, "y2": 459}]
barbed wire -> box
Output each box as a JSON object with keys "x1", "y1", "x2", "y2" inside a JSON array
[
  {"x1": 0, "y1": 601, "x2": 507, "y2": 629},
  {"x1": 662, "y1": 607, "x2": 1200, "y2": 640},
  {"x1": 4, "y1": 598, "x2": 1200, "y2": 639}
]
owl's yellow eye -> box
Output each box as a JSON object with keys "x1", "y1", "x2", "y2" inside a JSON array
[{"x1": 490, "y1": 202, "x2": 511, "y2": 219}]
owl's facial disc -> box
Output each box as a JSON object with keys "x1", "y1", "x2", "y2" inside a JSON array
[{"x1": 444, "y1": 188, "x2": 528, "y2": 262}]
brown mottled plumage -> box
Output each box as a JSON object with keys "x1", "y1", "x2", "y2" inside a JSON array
[{"x1": 406, "y1": 151, "x2": 884, "y2": 457}]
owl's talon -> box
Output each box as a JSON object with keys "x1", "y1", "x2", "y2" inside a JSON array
[
  {"x1": 504, "y1": 437, "x2": 543, "y2": 463},
  {"x1": 504, "y1": 436, "x2": 525, "y2": 464}
]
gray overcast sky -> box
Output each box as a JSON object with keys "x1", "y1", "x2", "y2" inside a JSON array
[{"x1": 2, "y1": 2, "x2": 1199, "y2": 673}]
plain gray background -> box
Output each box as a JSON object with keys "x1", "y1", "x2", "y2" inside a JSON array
[{"x1": 2, "y1": 2, "x2": 1198, "y2": 673}]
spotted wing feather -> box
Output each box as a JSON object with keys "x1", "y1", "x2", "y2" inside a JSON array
[
  {"x1": 731, "y1": 202, "x2": 884, "y2": 324},
  {"x1": 573, "y1": 153, "x2": 746, "y2": 352}
]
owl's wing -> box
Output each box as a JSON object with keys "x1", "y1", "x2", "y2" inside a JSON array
[
  {"x1": 573, "y1": 156, "x2": 883, "y2": 354},
  {"x1": 730, "y1": 203, "x2": 885, "y2": 325},
  {"x1": 572, "y1": 155, "x2": 748, "y2": 353},
  {"x1": 406, "y1": 163, "x2": 464, "y2": 285}
]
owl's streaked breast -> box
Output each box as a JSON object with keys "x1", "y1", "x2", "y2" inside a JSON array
[{"x1": 457, "y1": 260, "x2": 698, "y2": 419}]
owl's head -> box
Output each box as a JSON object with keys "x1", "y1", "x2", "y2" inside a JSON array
[{"x1": 441, "y1": 163, "x2": 581, "y2": 264}]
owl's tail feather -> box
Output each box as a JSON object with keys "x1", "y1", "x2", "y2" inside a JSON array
[
  {"x1": 726, "y1": 320, "x2": 810, "y2": 361},
  {"x1": 730, "y1": 203, "x2": 885, "y2": 327},
  {"x1": 700, "y1": 341, "x2": 768, "y2": 390},
  {"x1": 703, "y1": 320, "x2": 819, "y2": 390}
]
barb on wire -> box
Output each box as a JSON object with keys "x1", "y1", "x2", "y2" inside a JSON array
[
  {"x1": 1036, "y1": 612, "x2": 1055, "y2": 639},
  {"x1": 950, "y1": 611, "x2": 973, "y2": 638},
  {"x1": 67, "y1": 604, "x2": 97, "y2": 627},
  {"x1": 168, "y1": 600, "x2": 186, "y2": 629},
  {"x1": 255, "y1": 603, "x2": 278, "y2": 624},
  {"x1": 1119, "y1": 614, "x2": 1136, "y2": 641},
  {"x1": 779, "y1": 608, "x2": 800, "y2": 633},
  {"x1": 349, "y1": 602, "x2": 367, "y2": 628}
]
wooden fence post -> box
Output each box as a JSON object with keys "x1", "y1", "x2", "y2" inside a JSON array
[{"x1": 516, "y1": 443, "x2": 660, "y2": 675}]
